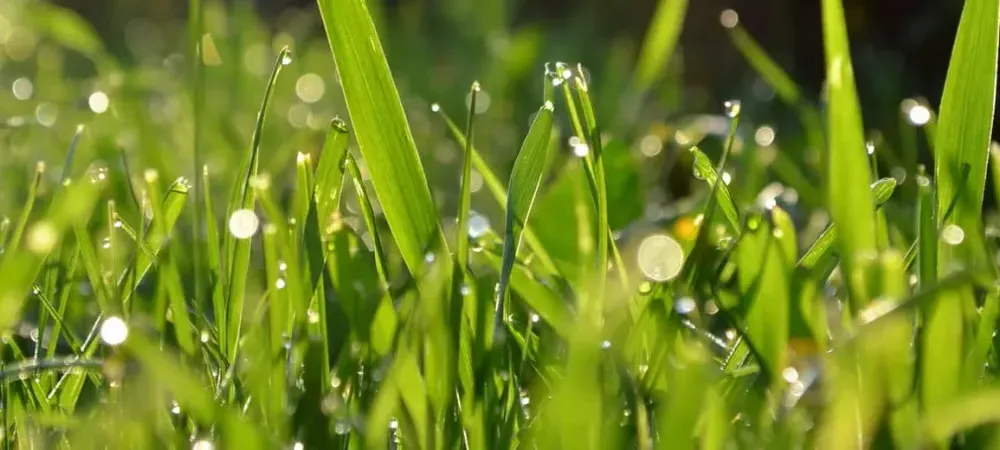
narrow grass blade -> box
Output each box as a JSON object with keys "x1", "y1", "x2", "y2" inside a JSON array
[
  {"x1": 923, "y1": 389, "x2": 1000, "y2": 443},
  {"x1": 222, "y1": 47, "x2": 290, "y2": 363},
  {"x1": 934, "y1": 0, "x2": 999, "y2": 274},
  {"x1": 5, "y1": 162, "x2": 45, "y2": 254},
  {"x1": 494, "y1": 102, "x2": 554, "y2": 321},
  {"x1": 633, "y1": 0, "x2": 689, "y2": 94},
  {"x1": 317, "y1": 0, "x2": 447, "y2": 274},
  {"x1": 456, "y1": 82, "x2": 480, "y2": 271},
  {"x1": 821, "y1": 0, "x2": 878, "y2": 307},
  {"x1": 344, "y1": 153, "x2": 391, "y2": 289}
]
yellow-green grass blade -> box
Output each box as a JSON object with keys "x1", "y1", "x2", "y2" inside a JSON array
[
  {"x1": 494, "y1": 102, "x2": 554, "y2": 326},
  {"x1": 821, "y1": 0, "x2": 878, "y2": 309},
  {"x1": 934, "y1": 0, "x2": 999, "y2": 275},
  {"x1": 317, "y1": 0, "x2": 447, "y2": 275},
  {"x1": 923, "y1": 388, "x2": 1000, "y2": 443},
  {"x1": 222, "y1": 47, "x2": 290, "y2": 363},
  {"x1": 633, "y1": 0, "x2": 689, "y2": 94}
]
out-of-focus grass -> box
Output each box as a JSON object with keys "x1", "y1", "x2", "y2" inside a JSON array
[{"x1": 0, "y1": 0, "x2": 999, "y2": 448}]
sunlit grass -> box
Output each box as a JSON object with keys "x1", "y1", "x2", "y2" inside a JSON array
[{"x1": 0, "y1": 0, "x2": 999, "y2": 448}]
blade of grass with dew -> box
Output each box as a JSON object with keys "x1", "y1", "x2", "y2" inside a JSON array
[
  {"x1": 482, "y1": 252, "x2": 572, "y2": 335},
  {"x1": 435, "y1": 106, "x2": 557, "y2": 275},
  {"x1": 690, "y1": 146, "x2": 740, "y2": 232},
  {"x1": 633, "y1": 0, "x2": 688, "y2": 94},
  {"x1": 572, "y1": 67, "x2": 629, "y2": 295},
  {"x1": 494, "y1": 102, "x2": 554, "y2": 327},
  {"x1": 221, "y1": 47, "x2": 289, "y2": 363},
  {"x1": 821, "y1": 0, "x2": 878, "y2": 308},
  {"x1": 797, "y1": 178, "x2": 898, "y2": 271},
  {"x1": 203, "y1": 166, "x2": 224, "y2": 342},
  {"x1": 934, "y1": 0, "x2": 999, "y2": 276},
  {"x1": 317, "y1": 0, "x2": 448, "y2": 275},
  {"x1": 313, "y1": 118, "x2": 349, "y2": 227}
]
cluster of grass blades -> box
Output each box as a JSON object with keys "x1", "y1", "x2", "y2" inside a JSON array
[{"x1": 1, "y1": 0, "x2": 1000, "y2": 448}]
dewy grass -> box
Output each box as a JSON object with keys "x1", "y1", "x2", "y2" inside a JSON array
[{"x1": 2, "y1": 0, "x2": 1000, "y2": 448}]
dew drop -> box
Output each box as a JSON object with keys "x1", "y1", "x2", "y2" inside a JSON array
[
  {"x1": 276, "y1": 278, "x2": 287, "y2": 290},
  {"x1": 424, "y1": 252, "x2": 436, "y2": 263},
  {"x1": 228, "y1": 209, "x2": 260, "y2": 239},
  {"x1": 542, "y1": 101, "x2": 554, "y2": 111},
  {"x1": 460, "y1": 284, "x2": 472, "y2": 296},
  {"x1": 100, "y1": 316, "x2": 129, "y2": 346},
  {"x1": 468, "y1": 212, "x2": 490, "y2": 238},
  {"x1": 865, "y1": 141, "x2": 875, "y2": 155},
  {"x1": 307, "y1": 309, "x2": 320, "y2": 324},
  {"x1": 170, "y1": 402, "x2": 181, "y2": 414},
  {"x1": 530, "y1": 314, "x2": 540, "y2": 323},
  {"x1": 192, "y1": 440, "x2": 214, "y2": 450},
  {"x1": 675, "y1": 297, "x2": 696, "y2": 314},
  {"x1": 942, "y1": 224, "x2": 965, "y2": 246},
  {"x1": 88, "y1": 91, "x2": 110, "y2": 114},
  {"x1": 637, "y1": 234, "x2": 685, "y2": 282},
  {"x1": 572, "y1": 143, "x2": 590, "y2": 157},
  {"x1": 638, "y1": 282, "x2": 653, "y2": 295},
  {"x1": 781, "y1": 367, "x2": 799, "y2": 383},
  {"x1": 281, "y1": 51, "x2": 293, "y2": 66},
  {"x1": 723, "y1": 100, "x2": 741, "y2": 118},
  {"x1": 430, "y1": 103, "x2": 441, "y2": 113},
  {"x1": 601, "y1": 340, "x2": 612, "y2": 349}
]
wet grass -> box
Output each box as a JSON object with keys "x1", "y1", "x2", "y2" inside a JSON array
[{"x1": 0, "y1": 0, "x2": 999, "y2": 448}]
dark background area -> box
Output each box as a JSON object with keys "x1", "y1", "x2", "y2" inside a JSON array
[{"x1": 55, "y1": 0, "x2": 965, "y2": 111}]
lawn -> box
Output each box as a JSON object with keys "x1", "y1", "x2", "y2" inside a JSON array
[{"x1": 0, "y1": 0, "x2": 999, "y2": 448}]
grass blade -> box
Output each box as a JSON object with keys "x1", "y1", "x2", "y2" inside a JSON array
[
  {"x1": 821, "y1": 0, "x2": 878, "y2": 308},
  {"x1": 456, "y1": 82, "x2": 480, "y2": 272},
  {"x1": 314, "y1": 118, "x2": 349, "y2": 228},
  {"x1": 934, "y1": 0, "x2": 999, "y2": 274},
  {"x1": 317, "y1": 0, "x2": 447, "y2": 274},
  {"x1": 222, "y1": 47, "x2": 290, "y2": 363},
  {"x1": 633, "y1": 0, "x2": 689, "y2": 94}
]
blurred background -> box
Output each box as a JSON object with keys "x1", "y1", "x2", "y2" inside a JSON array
[
  {"x1": 54, "y1": 0, "x2": 964, "y2": 117},
  {"x1": 0, "y1": 0, "x2": 981, "y2": 260}
]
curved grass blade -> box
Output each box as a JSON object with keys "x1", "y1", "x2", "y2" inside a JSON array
[
  {"x1": 344, "y1": 153, "x2": 391, "y2": 289},
  {"x1": 317, "y1": 0, "x2": 447, "y2": 274},
  {"x1": 222, "y1": 47, "x2": 290, "y2": 362},
  {"x1": 435, "y1": 107, "x2": 557, "y2": 275},
  {"x1": 494, "y1": 102, "x2": 554, "y2": 322},
  {"x1": 821, "y1": 0, "x2": 877, "y2": 308},
  {"x1": 690, "y1": 146, "x2": 739, "y2": 232}
]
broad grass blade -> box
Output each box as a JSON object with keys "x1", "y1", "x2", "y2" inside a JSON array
[
  {"x1": 821, "y1": 0, "x2": 878, "y2": 307},
  {"x1": 317, "y1": 0, "x2": 447, "y2": 274}
]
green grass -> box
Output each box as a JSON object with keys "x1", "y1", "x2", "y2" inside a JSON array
[{"x1": 2, "y1": 0, "x2": 1000, "y2": 448}]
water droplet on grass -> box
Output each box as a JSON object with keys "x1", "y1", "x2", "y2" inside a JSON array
[
  {"x1": 192, "y1": 440, "x2": 214, "y2": 450},
  {"x1": 424, "y1": 252, "x2": 436, "y2": 263},
  {"x1": 430, "y1": 103, "x2": 441, "y2": 113},
  {"x1": 100, "y1": 316, "x2": 129, "y2": 346},
  {"x1": 723, "y1": 100, "x2": 741, "y2": 118},
  {"x1": 572, "y1": 143, "x2": 590, "y2": 157},
  {"x1": 601, "y1": 340, "x2": 612, "y2": 349},
  {"x1": 228, "y1": 209, "x2": 260, "y2": 239},
  {"x1": 460, "y1": 284, "x2": 472, "y2": 296},
  {"x1": 942, "y1": 224, "x2": 965, "y2": 245},
  {"x1": 675, "y1": 297, "x2": 696, "y2": 314},
  {"x1": 720, "y1": 9, "x2": 740, "y2": 28},
  {"x1": 88, "y1": 91, "x2": 110, "y2": 114},
  {"x1": 281, "y1": 51, "x2": 293, "y2": 66}
]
